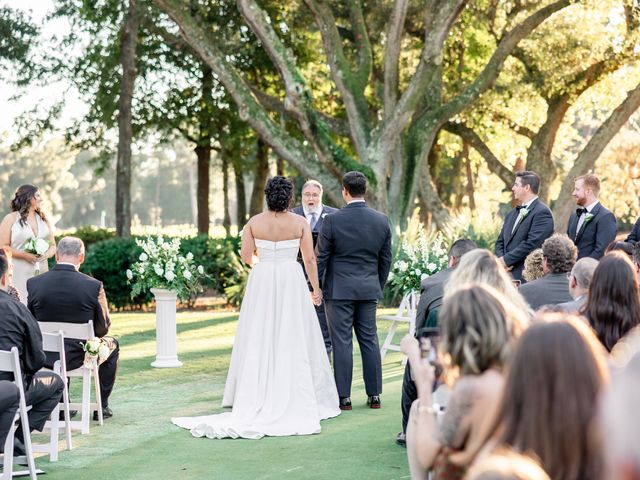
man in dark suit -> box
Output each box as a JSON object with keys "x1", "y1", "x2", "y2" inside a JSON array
[
  {"x1": 495, "y1": 170, "x2": 555, "y2": 282},
  {"x1": 557, "y1": 257, "x2": 598, "y2": 314},
  {"x1": 567, "y1": 173, "x2": 617, "y2": 259},
  {"x1": 396, "y1": 238, "x2": 477, "y2": 446},
  {"x1": 292, "y1": 180, "x2": 338, "y2": 354},
  {"x1": 316, "y1": 171, "x2": 392, "y2": 411},
  {"x1": 625, "y1": 217, "x2": 640, "y2": 244},
  {"x1": 0, "y1": 254, "x2": 64, "y2": 455},
  {"x1": 518, "y1": 234, "x2": 576, "y2": 310},
  {"x1": 27, "y1": 237, "x2": 119, "y2": 420}
]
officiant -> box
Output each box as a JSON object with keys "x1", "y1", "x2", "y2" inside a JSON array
[{"x1": 293, "y1": 180, "x2": 337, "y2": 355}]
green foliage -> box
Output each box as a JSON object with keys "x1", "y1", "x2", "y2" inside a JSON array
[
  {"x1": 58, "y1": 226, "x2": 116, "y2": 250},
  {"x1": 81, "y1": 237, "x2": 150, "y2": 310}
]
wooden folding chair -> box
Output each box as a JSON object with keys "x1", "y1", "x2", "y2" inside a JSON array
[{"x1": 38, "y1": 322, "x2": 103, "y2": 434}]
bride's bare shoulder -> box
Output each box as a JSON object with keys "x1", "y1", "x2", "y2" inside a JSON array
[{"x1": 0, "y1": 212, "x2": 18, "y2": 226}]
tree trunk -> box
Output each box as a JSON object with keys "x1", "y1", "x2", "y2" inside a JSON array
[
  {"x1": 276, "y1": 157, "x2": 284, "y2": 176},
  {"x1": 249, "y1": 138, "x2": 269, "y2": 216},
  {"x1": 195, "y1": 65, "x2": 214, "y2": 235},
  {"x1": 115, "y1": 0, "x2": 139, "y2": 237},
  {"x1": 232, "y1": 157, "x2": 247, "y2": 230},
  {"x1": 222, "y1": 155, "x2": 231, "y2": 236},
  {"x1": 195, "y1": 145, "x2": 211, "y2": 235}
]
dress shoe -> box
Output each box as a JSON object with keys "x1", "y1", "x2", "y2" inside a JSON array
[
  {"x1": 339, "y1": 397, "x2": 352, "y2": 410},
  {"x1": 396, "y1": 432, "x2": 406, "y2": 447},
  {"x1": 93, "y1": 406, "x2": 113, "y2": 421},
  {"x1": 59, "y1": 409, "x2": 78, "y2": 421},
  {"x1": 367, "y1": 395, "x2": 381, "y2": 409}
]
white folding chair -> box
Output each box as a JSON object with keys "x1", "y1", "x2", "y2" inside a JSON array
[
  {"x1": 379, "y1": 291, "x2": 419, "y2": 363},
  {"x1": 0, "y1": 347, "x2": 38, "y2": 480},
  {"x1": 38, "y1": 322, "x2": 103, "y2": 435},
  {"x1": 33, "y1": 331, "x2": 73, "y2": 461}
]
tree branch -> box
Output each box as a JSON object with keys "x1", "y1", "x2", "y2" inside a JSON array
[
  {"x1": 444, "y1": 121, "x2": 513, "y2": 187},
  {"x1": 383, "y1": 0, "x2": 409, "y2": 116}
]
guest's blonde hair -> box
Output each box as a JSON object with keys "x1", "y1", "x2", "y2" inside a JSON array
[
  {"x1": 445, "y1": 249, "x2": 530, "y2": 314},
  {"x1": 439, "y1": 284, "x2": 527, "y2": 379},
  {"x1": 466, "y1": 447, "x2": 550, "y2": 480},
  {"x1": 522, "y1": 249, "x2": 544, "y2": 282}
]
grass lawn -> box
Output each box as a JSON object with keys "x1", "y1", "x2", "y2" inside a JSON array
[{"x1": 32, "y1": 309, "x2": 411, "y2": 479}]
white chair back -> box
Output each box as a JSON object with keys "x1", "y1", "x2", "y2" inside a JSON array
[
  {"x1": 38, "y1": 321, "x2": 95, "y2": 341},
  {"x1": 0, "y1": 348, "x2": 37, "y2": 479}
]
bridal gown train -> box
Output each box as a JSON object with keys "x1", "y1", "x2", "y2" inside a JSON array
[{"x1": 172, "y1": 238, "x2": 340, "y2": 439}]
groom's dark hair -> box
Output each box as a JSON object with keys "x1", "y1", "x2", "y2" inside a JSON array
[
  {"x1": 342, "y1": 171, "x2": 367, "y2": 197},
  {"x1": 515, "y1": 170, "x2": 540, "y2": 194}
]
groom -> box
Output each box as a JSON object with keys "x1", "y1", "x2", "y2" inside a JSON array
[
  {"x1": 292, "y1": 180, "x2": 337, "y2": 354},
  {"x1": 316, "y1": 171, "x2": 392, "y2": 410}
]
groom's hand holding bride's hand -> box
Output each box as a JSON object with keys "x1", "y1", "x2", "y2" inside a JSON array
[{"x1": 311, "y1": 289, "x2": 323, "y2": 306}]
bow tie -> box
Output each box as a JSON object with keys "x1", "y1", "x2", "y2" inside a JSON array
[
  {"x1": 516, "y1": 205, "x2": 526, "y2": 211},
  {"x1": 576, "y1": 207, "x2": 588, "y2": 216}
]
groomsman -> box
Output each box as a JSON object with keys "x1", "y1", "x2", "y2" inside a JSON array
[
  {"x1": 567, "y1": 174, "x2": 617, "y2": 259},
  {"x1": 495, "y1": 171, "x2": 554, "y2": 282},
  {"x1": 316, "y1": 171, "x2": 392, "y2": 411},
  {"x1": 292, "y1": 180, "x2": 337, "y2": 354}
]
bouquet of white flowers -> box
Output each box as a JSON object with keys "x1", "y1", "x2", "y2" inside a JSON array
[
  {"x1": 127, "y1": 235, "x2": 206, "y2": 302},
  {"x1": 388, "y1": 230, "x2": 449, "y2": 295},
  {"x1": 23, "y1": 237, "x2": 50, "y2": 275},
  {"x1": 81, "y1": 337, "x2": 110, "y2": 367}
]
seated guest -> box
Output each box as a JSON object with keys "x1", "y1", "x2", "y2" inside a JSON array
[
  {"x1": 518, "y1": 234, "x2": 576, "y2": 310},
  {"x1": 0, "y1": 254, "x2": 64, "y2": 454},
  {"x1": 601, "y1": 345, "x2": 640, "y2": 480},
  {"x1": 466, "y1": 448, "x2": 550, "y2": 480},
  {"x1": 583, "y1": 251, "x2": 640, "y2": 352},
  {"x1": 397, "y1": 239, "x2": 477, "y2": 446},
  {"x1": 625, "y1": 216, "x2": 640, "y2": 244},
  {"x1": 0, "y1": 381, "x2": 19, "y2": 452},
  {"x1": 605, "y1": 241, "x2": 634, "y2": 259},
  {"x1": 444, "y1": 249, "x2": 531, "y2": 314},
  {"x1": 522, "y1": 248, "x2": 544, "y2": 283},
  {"x1": 0, "y1": 248, "x2": 22, "y2": 302},
  {"x1": 482, "y1": 314, "x2": 608, "y2": 480},
  {"x1": 27, "y1": 236, "x2": 119, "y2": 420},
  {"x1": 401, "y1": 284, "x2": 528, "y2": 480},
  {"x1": 557, "y1": 257, "x2": 598, "y2": 314}
]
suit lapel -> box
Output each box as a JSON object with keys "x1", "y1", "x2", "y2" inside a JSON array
[
  {"x1": 568, "y1": 214, "x2": 577, "y2": 240},
  {"x1": 505, "y1": 209, "x2": 519, "y2": 245},
  {"x1": 507, "y1": 199, "x2": 537, "y2": 245},
  {"x1": 575, "y1": 203, "x2": 601, "y2": 243}
]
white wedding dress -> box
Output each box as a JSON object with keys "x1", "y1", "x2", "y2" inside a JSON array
[{"x1": 172, "y1": 238, "x2": 340, "y2": 439}]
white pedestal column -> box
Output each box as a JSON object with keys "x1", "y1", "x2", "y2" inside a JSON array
[{"x1": 150, "y1": 288, "x2": 183, "y2": 368}]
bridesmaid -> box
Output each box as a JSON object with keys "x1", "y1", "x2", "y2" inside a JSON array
[{"x1": 0, "y1": 185, "x2": 56, "y2": 303}]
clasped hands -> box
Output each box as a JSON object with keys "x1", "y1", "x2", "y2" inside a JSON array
[{"x1": 311, "y1": 289, "x2": 323, "y2": 306}]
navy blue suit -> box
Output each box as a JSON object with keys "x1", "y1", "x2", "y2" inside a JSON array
[
  {"x1": 292, "y1": 204, "x2": 338, "y2": 352},
  {"x1": 316, "y1": 202, "x2": 392, "y2": 397},
  {"x1": 567, "y1": 203, "x2": 617, "y2": 259},
  {"x1": 495, "y1": 198, "x2": 555, "y2": 281}
]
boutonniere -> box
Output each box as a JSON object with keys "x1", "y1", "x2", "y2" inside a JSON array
[
  {"x1": 583, "y1": 213, "x2": 595, "y2": 224},
  {"x1": 518, "y1": 207, "x2": 530, "y2": 218},
  {"x1": 321, "y1": 213, "x2": 327, "y2": 219}
]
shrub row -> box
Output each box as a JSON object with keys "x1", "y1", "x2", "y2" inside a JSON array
[{"x1": 56, "y1": 228, "x2": 245, "y2": 310}]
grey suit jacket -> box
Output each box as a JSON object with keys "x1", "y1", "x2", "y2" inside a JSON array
[
  {"x1": 414, "y1": 268, "x2": 453, "y2": 332},
  {"x1": 556, "y1": 295, "x2": 587, "y2": 314},
  {"x1": 518, "y1": 272, "x2": 573, "y2": 310}
]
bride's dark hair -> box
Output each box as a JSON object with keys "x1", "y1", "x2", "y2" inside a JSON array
[
  {"x1": 264, "y1": 176, "x2": 294, "y2": 212},
  {"x1": 11, "y1": 184, "x2": 46, "y2": 226}
]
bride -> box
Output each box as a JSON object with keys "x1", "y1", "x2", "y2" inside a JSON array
[{"x1": 172, "y1": 176, "x2": 340, "y2": 439}]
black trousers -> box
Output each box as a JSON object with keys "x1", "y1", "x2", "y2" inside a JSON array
[
  {"x1": 0, "y1": 381, "x2": 19, "y2": 450},
  {"x1": 16, "y1": 371, "x2": 65, "y2": 440},
  {"x1": 315, "y1": 303, "x2": 332, "y2": 353},
  {"x1": 325, "y1": 299, "x2": 382, "y2": 398},
  {"x1": 47, "y1": 336, "x2": 119, "y2": 408},
  {"x1": 400, "y1": 362, "x2": 416, "y2": 433}
]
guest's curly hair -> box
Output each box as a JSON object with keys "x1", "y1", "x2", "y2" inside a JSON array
[
  {"x1": 523, "y1": 248, "x2": 545, "y2": 282},
  {"x1": 264, "y1": 176, "x2": 293, "y2": 212},
  {"x1": 10, "y1": 184, "x2": 46, "y2": 226}
]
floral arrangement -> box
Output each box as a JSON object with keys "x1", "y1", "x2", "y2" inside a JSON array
[
  {"x1": 126, "y1": 235, "x2": 206, "y2": 302},
  {"x1": 388, "y1": 230, "x2": 449, "y2": 295},
  {"x1": 23, "y1": 238, "x2": 50, "y2": 274},
  {"x1": 82, "y1": 337, "x2": 110, "y2": 367}
]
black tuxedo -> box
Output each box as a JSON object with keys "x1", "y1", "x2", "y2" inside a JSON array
[
  {"x1": 495, "y1": 198, "x2": 554, "y2": 281},
  {"x1": 567, "y1": 202, "x2": 617, "y2": 260},
  {"x1": 27, "y1": 264, "x2": 119, "y2": 408},
  {"x1": 625, "y1": 217, "x2": 640, "y2": 244},
  {"x1": 316, "y1": 201, "x2": 392, "y2": 398},
  {"x1": 292, "y1": 204, "x2": 338, "y2": 352}
]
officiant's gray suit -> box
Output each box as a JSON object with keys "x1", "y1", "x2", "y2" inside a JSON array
[{"x1": 316, "y1": 201, "x2": 392, "y2": 398}]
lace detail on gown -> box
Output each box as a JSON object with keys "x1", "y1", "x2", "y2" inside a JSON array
[{"x1": 171, "y1": 238, "x2": 340, "y2": 439}]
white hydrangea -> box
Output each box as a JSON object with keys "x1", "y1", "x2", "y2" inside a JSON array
[
  {"x1": 139, "y1": 252, "x2": 148, "y2": 262},
  {"x1": 183, "y1": 270, "x2": 192, "y2": 280},
  {"x1": 126, "y1": 269, "x2": 133, "y2": 280},
  {"x1": 165, "y1": 270, "x2": 175, "y2": 282},
  {"x1": 427, "y1": 262, "x2": 437, "y2": 271},
  {"x1": 186, "y1": 252, "x2": 194, "y2": 261},
  {"x1": 154, "y1": 266, "x2": 164, "y2": 276},
  {"x1": 197, "y1": 265, "x2": 204, "y2": 274}
]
